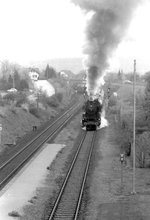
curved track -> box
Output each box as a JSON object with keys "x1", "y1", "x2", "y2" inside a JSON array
[
  {"x1": 0, "y1": 103, "x2": 81, "y2": 190},
  {"x1": 46, "y1": 130, "x2": 97, "y2": 220}
]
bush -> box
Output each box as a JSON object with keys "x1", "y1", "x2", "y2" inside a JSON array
[
  {"x1": 3, "y1": 92, "x2": 27, "y2": 106},
  {"x1": 29, "y1": 105, "x2": 40, "y2": 118},
  {"x1": 135, "y1": 132, "x2": 150, "y2": 168},
  {"x1": 39, "y1": 93, "x2": 61, "y2": 108},
  {"x1": 15, "y1": 93, "x2": 27, "y2": 107},
  {"x1": 117, "y1": 110, "x2": 150, "y2": 167},
  {"x1": 3, "y1": 93, "x2": 16, "y2": 102},
  {"x1": 46, "y1": 95, "x2": 59, "y2": 108},
  {"x1": 55, "y1": 93, "x2": 63, "y2": 102}
]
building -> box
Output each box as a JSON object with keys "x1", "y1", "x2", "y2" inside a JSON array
[{"x1": 28, "y1": 71, "x2": 39, "y2": 81}]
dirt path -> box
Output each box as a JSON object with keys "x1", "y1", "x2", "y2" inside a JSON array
[{"x1": 84, "y1": 119, "x2": 150, "y2": 220}]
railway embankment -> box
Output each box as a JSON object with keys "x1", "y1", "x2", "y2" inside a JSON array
[
  {"x1": 0, "y1": 114, "x2": 80, "y2": 220},
  {"x1": 0, "y1": 91, "x2": 76, "y2": 154}
]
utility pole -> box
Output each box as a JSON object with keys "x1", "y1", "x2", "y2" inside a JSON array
[
  {"x1": 36, "y1": 90, "x2": 39, "y2": 111},
  {"x1": 0, "y1": 60, "x2": 6, "y2": 79},
  {"x1": 132, "y1": 59, "x2": 136, "y2": 194},
  {"x1": 12, "y1": 69, "x2": 15, "y2": 88},
  {"x1": 0, "y1": 124, "x2": 2, "y2": 146}
]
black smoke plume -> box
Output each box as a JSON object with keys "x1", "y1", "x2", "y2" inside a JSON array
[{"x1": 72, "y1": 0, "x2": 142, "y2": 95}]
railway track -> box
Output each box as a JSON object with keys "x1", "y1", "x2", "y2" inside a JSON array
[
  {"x1": 0, "y1": 103, "x2": 82, "y2": 190},
  {"x1": 46, "y1": 130, "x2": 97, "y2": 220}
]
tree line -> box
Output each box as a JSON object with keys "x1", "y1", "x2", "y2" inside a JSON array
[
  {"x1": 0, "y1": 70, "x2": 29, "y2": 91},
  {"x1": 0, "y1": 61, "x2": 59, "y2": 91}
]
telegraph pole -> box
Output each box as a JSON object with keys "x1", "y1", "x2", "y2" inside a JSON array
[
  {"x1": 12, "y1": 68, "x2": 15, "y2": 88},
  {"x1": 132, "y1": 59, "x2": 136, "y2": 194},
  {"x1": 37, "y1": 91, "x2": 39, "y2": 111},
  {"x1": 0, "y1": 124, "x2": 2, "y2": 146},
  {"x1": 13, "y1": 73, "x2": 15, "y2": 88}
]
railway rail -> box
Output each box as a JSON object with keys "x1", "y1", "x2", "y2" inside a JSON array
[
  {"x1": 46, "y1": 130, "x2": 97, "y2": 220},
  {"x1": 0, "y1": 103, "x2": 82, "y2": 190}
]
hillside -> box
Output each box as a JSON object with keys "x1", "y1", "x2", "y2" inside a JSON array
[
  {"x1": 0, "y1": 78, "x2": 76, "y2": 153},
  {"x1": 0, "y1": 107, "x2": 46, "y2": 148}
]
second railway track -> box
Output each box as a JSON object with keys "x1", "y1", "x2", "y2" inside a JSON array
[
  {"x1": 46, "y1": 130, "x2": 97, "y2": 220},
  {"x1": 0, "y1": 102, "x2": 82, "y2": 190}
]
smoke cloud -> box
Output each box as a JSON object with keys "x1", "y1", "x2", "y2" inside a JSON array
[{"x1": 72, "y1": 0, "x2": 142, "y2": 95}]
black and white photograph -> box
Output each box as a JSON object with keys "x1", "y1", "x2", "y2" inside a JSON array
[{"x1": 0, "y1": 0, "x2": 150, "y2": 219}]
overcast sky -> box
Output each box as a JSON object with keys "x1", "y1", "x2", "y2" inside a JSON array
[
  {"x1": 109, "y1": 0, "x2": 150, "y2": 74},
  {"x1": 0, "y1": 0, "x2": 85, "y2": 64},
  {"x1": 0, "y1": 0, "x2": 150, "y2": 73}
]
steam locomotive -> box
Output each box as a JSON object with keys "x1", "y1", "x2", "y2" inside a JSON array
[{"x1": 81, "y1": 98, "x2": 102, "y2": 131}]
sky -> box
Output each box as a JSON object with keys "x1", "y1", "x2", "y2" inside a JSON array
[
  {"x1": 109, "y1": 0, "x2": 150, "y2": 74},
  {"x1": 0, "y1": 0, "x2": 86, "y2": 64},
  {"x1": 0, "y1": 0, "x2": 150, "y2": 73}
]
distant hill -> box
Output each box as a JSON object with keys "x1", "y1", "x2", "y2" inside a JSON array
[{"x1": 30, "y1": 58, "x2": 83, "y2": 74}]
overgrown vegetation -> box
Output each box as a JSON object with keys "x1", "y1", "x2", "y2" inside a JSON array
[
  {"x1": 3, "y1": 92, "x2": 27, "y2": 106},
  {"x1": 107, "y1": 72, "x2": 150, "y2": 168},
  {"x1": 0, "y1": 60, "x2": 77, "y2": 151},
  {"x1": 29, "y1": 105, "x2": 40, "y2": 118}
]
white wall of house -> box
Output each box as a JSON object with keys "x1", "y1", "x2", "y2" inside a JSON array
[{"x1": 33, "y1": 80, "x2": 55, "y2": 97}]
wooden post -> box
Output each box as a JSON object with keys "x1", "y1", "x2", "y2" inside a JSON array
[{"x1": 132, "y1": 59, "x2": 136, "y2": 194}]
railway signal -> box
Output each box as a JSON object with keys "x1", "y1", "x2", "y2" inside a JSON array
[
  {"x1": 107, "y1": 87, "x2": 110, "y2": 98},
  {"x1": 120, "y1": 153, "x2": 125, "y2": 163},
  {"x1": 120, "y1": 153, "x2": 125, "y2": 194}
]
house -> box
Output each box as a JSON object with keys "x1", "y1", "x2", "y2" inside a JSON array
[{"x1": 29, "y1": 71, "x2": 39, "y2": 81}]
